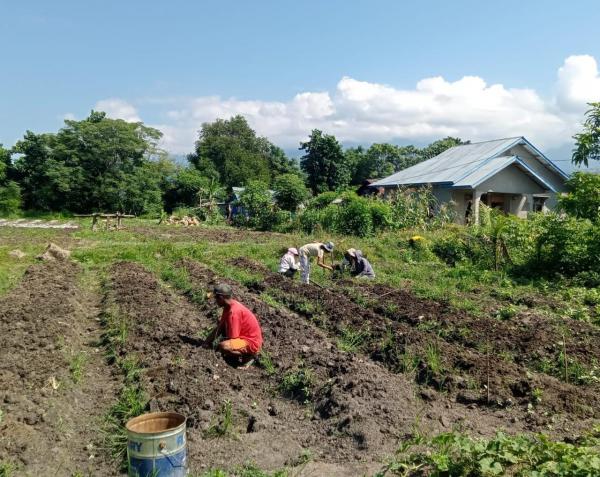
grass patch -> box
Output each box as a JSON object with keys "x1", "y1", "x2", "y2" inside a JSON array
[
  {"x1": 337, "y1": 326, "x2": 369, "y2": 353},
  {"x1": 69, "y1": 351, "x2": 87, "y2": 384}
]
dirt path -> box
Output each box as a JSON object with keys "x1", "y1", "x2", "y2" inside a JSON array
[
  {"x1": 222, "y1": 258, "x2": 600, "y2": 435},
  {"x1": 0, "y1": 261, "x2": 119, "y2": 475}
]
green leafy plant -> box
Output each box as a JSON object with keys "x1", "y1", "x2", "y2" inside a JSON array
[
  {"x1": 279, "y1": 366, "x2": 314, "y2": 404},
  {"x1": 377, "y1": 428, "x2": 600, "y2": 476},
  {"x1": 69, "y1": 351, "x2": 87, "y2": 384}
]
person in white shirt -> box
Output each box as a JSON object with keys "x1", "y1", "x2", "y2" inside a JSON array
[
  {"x1": 279, "y1": 247, "x2": 300, "y2": 278},
  {"x1": 298, "y1": 241, "x2": 334, "y2": 284}
]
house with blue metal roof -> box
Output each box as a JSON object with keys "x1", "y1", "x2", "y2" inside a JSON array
[{"x1": 371, "y1": 137, "x2": 569, "y2": 224}]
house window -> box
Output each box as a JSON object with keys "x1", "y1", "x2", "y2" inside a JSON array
[{"x1": 533, "y1": 197, "x2": 547, "y2": 212}]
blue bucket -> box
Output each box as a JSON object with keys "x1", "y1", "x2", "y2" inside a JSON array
[{"x1": 126, "y1": 411, "x2": 188, "y2": 477}]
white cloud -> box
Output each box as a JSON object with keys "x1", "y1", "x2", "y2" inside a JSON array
[
  {"x1": 100, "y1": 55, "x2": 600, "y2": 154},
  {"x1": 94, "y1": 98, "x2": 141, "y2": 122},
  {"x1": 556, "y1": 55, "x2": 600, "y2": 112}
]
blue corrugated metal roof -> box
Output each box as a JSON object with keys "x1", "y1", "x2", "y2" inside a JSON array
[{"x1": 371, "y1": 136, "x2": 566, "y2": 189}]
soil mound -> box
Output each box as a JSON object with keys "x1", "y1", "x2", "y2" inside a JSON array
[{"x1": 37, "y1": 242, "x2": 71, "y2": 261}]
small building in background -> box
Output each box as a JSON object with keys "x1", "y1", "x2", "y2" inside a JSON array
[
  {"x1": 371, "y1": 137, "x2": 569, "y2": 224},
  {"x1": 356, "y1": 179, "x2": 384, "y2": 197}
]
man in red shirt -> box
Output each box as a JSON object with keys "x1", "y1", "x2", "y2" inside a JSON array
[{"x1": 203, "y1": 283, "x2": 263, "y2": 366}]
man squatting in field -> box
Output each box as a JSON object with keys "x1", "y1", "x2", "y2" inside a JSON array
[
  {"x1": 298, "y1": 241, "x2": 334, "y2": 284},
  {"x1": 278, "y1": 247, "x2": 300, "y2": 277},
  {"x1": 203, "y1": 283, "x2": 263, "y2": 367}
]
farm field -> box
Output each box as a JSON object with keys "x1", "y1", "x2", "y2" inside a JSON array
[{"x1": 1, "y1": 221, "x2": 599, "y2": 476}]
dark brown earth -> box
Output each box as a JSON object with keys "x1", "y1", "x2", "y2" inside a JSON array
[
  {"x1": 226, "y1": 257, "x2": 600, "y2": 428},
  {"x1": 0, "y1": 261, "x2": 119, "y2": 475},
  {"x1": 109, "y1": 260, "x2": 565, "y2": 476}
]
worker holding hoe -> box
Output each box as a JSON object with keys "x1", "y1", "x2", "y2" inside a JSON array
[
  {"x1": 298, "y1": 241, "x2": 334, "y2": 284},
  {"x1": 203, "y1": 283, "x2": 263, "y2": 368}
]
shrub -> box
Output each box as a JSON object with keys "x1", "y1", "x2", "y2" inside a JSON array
[
  {"x1": 309, "y1": 191, "x2": 339, "y2": 210},
  {"x1": 272, "y1": 173, "x2": 309, "y2": 211},
  {"x1": 336, "y1": 197, "x2": 374, "y2": 237},
  {"x1": 432, "y1": 235, "x2": 469, "y2": 266},
  {"x1": 0, "y1": 182, "x2": 21, "y2": 215},
  {"x1": 559, "y1": 172, "x2": 600, "y2": 223}
]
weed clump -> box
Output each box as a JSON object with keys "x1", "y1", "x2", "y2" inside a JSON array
[{"x1": 279, "y1": 366, "x2": 314, "y2": 404}]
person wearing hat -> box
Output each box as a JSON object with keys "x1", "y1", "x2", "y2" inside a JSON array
[
  {"x1": 203, "y1": 283, "x2": 263, "y2": 366},
  {"x1": 346, "y1": 248, "x2": 375, "y2": 279},
  {"x1": 298, "y1": 241, "x2": 334, "y2": 284},
  {"x1": 279, "y1": 247, "x2": 300, "y2": 278}
]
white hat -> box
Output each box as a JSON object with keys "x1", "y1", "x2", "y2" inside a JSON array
[
  {"x1": 288, "y1": 247, "x2": 299, "y2": 255},
  {"x1": 346, "y1": 248, "x2": 357, "y2": 258},
  {"x1": 323, "y1": 241, "x2": 334, "y2": 252}
]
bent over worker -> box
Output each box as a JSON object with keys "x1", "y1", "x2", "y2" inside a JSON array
[
  {"x1": 279, "y1": 247, "x2": 300, "y2": 278},
  {"x1": 203, "y1": 283, "x2": 263, "y2": 367},
  {"x1": 347, "y1": 249, "x2": 375, "y2": 279},
  {"x1": 299, "y1": 241, "x2": 334, "y2": 284}
]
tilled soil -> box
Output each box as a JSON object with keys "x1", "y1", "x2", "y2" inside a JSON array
[
  {"x1": 109, "y1": 260, "x2": 538, "y2": 476},
  {"x1": 0, "y1": 261, "x2": 119, "y2": 475},
  {"x1": 225, "y1": 257, "x2": 600, "y2": 433}
]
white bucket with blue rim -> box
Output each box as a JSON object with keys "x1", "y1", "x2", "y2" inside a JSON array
[{"x1": 126, "y1": 411, "x2": 188, "y2": 477}]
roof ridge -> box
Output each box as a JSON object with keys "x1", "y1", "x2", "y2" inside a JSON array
[{"x1": 454, "y1": 136, "x2": 522, "y2": 147}]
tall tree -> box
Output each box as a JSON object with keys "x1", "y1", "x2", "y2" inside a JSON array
[
  {"x1": 300, "y1": 129, "x2": 350, "y2": 194},
  {"x1": 189, "y1": 115, "x2": 293, "y2": 188},
  {"x1": 351, "y1": 143, "x2": 424, "y2": 184},
  {"x1": 13, "y1": 111, "x2": 165, "y2": 214},
  {"x1": 420, "y1": 136, "x2": 468, "y2": 160},
  {"x1": 0, "y1": 145, "x2": 21, "y2": 214},
  {"x1": 573, "y1": 102, "x2": 600, "y2": 167}
]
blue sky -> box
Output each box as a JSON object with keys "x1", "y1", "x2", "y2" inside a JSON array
[{"x1": 2, "y1": 0, "x2": 600, "y2": 168}]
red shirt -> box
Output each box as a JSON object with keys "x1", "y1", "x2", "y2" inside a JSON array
[{"x1": 220, "y1": 300, "x2": 263, "y2": 354}]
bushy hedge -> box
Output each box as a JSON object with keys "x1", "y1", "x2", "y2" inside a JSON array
[{"x1": 431, "y1": 208, "x2": 600, "y2": 285}]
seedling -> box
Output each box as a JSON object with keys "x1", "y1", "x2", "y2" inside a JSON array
[
  {"x1": 256, "y1": 351, "x2": 276, "y2": 375},
  {"x1": 204, "y1": 400, "x2": 234, "y2": 438}
]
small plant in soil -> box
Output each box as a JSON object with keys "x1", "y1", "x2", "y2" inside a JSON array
[
  {"x1": 256, "y1": 351, "x2": 277, "y2": 375},
  {"x1": 337, "y1": 326, "x2": 368, "y2": 353},
  {"x1": 69, "y1": 351, "x2": 87, "y2": 384},
  {"x1": 0, "y1": 460, "x2": 17, "y2": 477},
  {"x1": 495, "y1": 304, "x2": 519, "y2": 320},
  {"x1": 204, "y1": 400, "x2": 235, "y2": 438},
  {"x1": 279, "y1": 366, "x2": 314, "y2": 404}
]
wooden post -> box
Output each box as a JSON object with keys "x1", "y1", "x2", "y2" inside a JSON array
[{"x1": 473, "y1": 189, "x2": 483, "y2": 225}]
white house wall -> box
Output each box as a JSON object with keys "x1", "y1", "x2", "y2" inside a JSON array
[
  {"x1": 478, "y1": 164, "x2": 546, "y2": 195},
  {"x1": 505, "y1": 145, "x2": 567, "y2": 192}
]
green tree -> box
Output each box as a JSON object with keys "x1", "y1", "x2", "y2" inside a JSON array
[
  {"x1": 559, "y1": 172, "x2": 600, "y2": 222},
  {"x1": 352, "y1": 143, "x2": 424, "y2": 184},
  {"x1": 573, "y1": 102, "x2": 600, "y2": 167},
  {"x1": 164, "y1": 167, "x2": 209, "y2": 211},
  {"x1": 0, "y1": 144, "x2": 21, "y2": 214},
  {"x1": 189, "y1": 115, "x2": 291, "y2": 188},
  {"x1": 273, "y1": 173, "x2": 309, "y2": 211},
  {"x1": 237, "y1": 180, "x2": 274, "y2": 229},
  {"x1": 13, "y1": 111, "x2": 165, "y2": 214},
  {"x1": 420, "y1": 136, "x2": 468, "y2": 160},
  {"x1": 300, "y1": 129, "x2": 350, "y2": 194}
]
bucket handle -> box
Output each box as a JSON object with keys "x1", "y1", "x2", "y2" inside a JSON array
[{"x1": 159, "y1": 448, "x2": 186, "y2": 468}]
